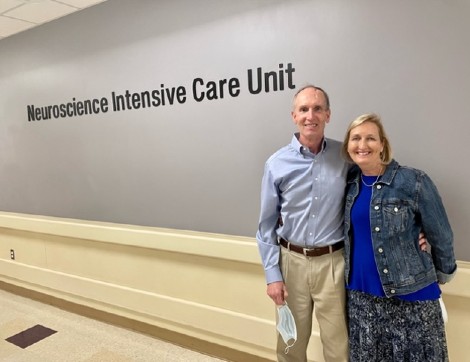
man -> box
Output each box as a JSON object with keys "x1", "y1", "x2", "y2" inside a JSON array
[{"x1": 256, "y1": 85, "x2": 349, "y2": 362}]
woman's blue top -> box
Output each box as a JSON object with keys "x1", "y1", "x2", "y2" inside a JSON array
[{"x1": 348, "y1": 175, "x2": 441, "y2": 301}]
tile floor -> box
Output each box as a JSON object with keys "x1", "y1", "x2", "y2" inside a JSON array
[{"x1": 0, "y1": 289, "x2": 226, "y2": 361}]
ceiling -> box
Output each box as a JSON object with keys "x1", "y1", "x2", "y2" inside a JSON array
[{"x1": 0, "y1": 0, "x2": 107, "y2": 40}]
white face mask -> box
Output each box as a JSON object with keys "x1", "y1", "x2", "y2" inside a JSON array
[
  {"x1": 277, "y1": 303, "x2": 297, "y2": 354},
  {"x1": 439, "y1": 297, "x2": 448, "y2": 324}
]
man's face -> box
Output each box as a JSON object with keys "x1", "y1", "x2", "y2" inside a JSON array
[{"x1": 291, "y1": 88, "x2": 330, "y2": 142}]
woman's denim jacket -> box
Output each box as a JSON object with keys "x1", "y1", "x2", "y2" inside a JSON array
[{"x1": 344, "y1": 159, "x2": 457, "y2": 297}]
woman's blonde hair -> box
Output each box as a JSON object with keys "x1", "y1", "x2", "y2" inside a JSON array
[{"x1": 341, "y1": 113, "x2": 393, "y2": 164}]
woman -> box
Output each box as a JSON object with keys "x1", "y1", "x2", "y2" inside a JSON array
[{"x1": 341, "y1": 113, "x2": 457, "y2": 361}]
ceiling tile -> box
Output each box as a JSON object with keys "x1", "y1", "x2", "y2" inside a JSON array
[
  {"x1": 0, "y1": 14, "x2": 34, "y2": 37},
  {"x1": 4, "y1": 0, "x2": 77, "y2": 24},
  {"x1": 55, "y1": 0, "x2": 105, "y2": 9},
  {"x1": 0, "y1": 0, "x2": 108, "y2": 40},
  {"x1": 0, "y1": 0, "x2": 24, "y2": 14}
]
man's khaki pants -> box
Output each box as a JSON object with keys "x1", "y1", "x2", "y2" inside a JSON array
[{"x1": 277, "y1": 246, "x2": 348, "y2": 362}]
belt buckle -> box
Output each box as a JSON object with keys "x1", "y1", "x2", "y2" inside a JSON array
[{"x1": 303, "y1": 247, "x2": 313, "y2": 256}]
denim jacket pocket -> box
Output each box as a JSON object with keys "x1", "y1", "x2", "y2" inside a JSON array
[{"x1": 382, "y1": 200, "x2": 410, "y2": 234}]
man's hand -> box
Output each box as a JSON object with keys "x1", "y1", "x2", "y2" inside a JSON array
[{"x1": 267, "y1": 281, "x2": 288, "y2": 305}]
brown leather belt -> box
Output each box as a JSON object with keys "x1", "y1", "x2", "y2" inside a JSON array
[{"x1": 279, "y1": 238, "x2": 344, "y2": 257}]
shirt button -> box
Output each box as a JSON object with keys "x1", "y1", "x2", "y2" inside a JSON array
[
  {"x1": 375, "y1": 227, "x2": 380, "y2": 232},
  {"x1": 376, "y1": 185, "x2": 382, "y2": 189},
  {"x1": 383, "y1": 269, "x2": 388, "y2": 274},
  {"x1": 312, "y1": 215, "x2": 315, "y2": 218},
  {"x1": 374, "y1": 206, "x2": 379, "y2": 210},
  {"x1": 314, "y1": 196, "x2": 318, "y2": 200},
  {"x1": 309, "y1": 232, "x2": 313, "y2": 236},
  {"x1": 390, "y1": 289, "x2": 396, "y2": 294},
  {"x1": 378, "y1": 248, "x2": 383, "y2": 253}
]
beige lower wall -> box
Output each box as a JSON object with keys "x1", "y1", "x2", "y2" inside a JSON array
[{"x1": 0, "y1": 211, "x2": 468, "y2": 362}]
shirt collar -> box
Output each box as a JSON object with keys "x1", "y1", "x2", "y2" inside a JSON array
[{"x1": 291, "y1": 133, "x2": 327, "y2": 155}]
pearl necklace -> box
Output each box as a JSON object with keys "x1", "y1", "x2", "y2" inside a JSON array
[{"x1": 361, "y1": 173, "x2": 380, "y2": 187}]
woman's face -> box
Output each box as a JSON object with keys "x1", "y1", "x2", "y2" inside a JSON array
[{"x1": 347, "y1": 121, "x2": 384, "y2": 173}]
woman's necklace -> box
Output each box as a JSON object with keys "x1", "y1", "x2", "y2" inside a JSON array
[{"x1": 361, "y1": 173, "x2": 380, "y2": 187}]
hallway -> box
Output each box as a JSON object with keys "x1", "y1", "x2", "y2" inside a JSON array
[{"x1": 0, "y1": 289, "x2": 225, "y2": 362}]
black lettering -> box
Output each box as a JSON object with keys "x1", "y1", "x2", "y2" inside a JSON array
[
  {"x1": 140, "y1": 91, "x2": 151, "y2": 109},
  {"x1": 205, "y1": 81, "x2": 218, "y2": 100},
  {"x1": 264, "y1": 70, "x2": 277, "y2": 92},
  {"x1": 193, "y1": 78, "x2": 205, "y2": 102},
  {"x1": 35, "y1": 107, "x2": 42, "y2": 120},
  {"x1": 152, "y1": 89, "x2": 161, "y2": 107},
  {"x1": 131, "y1": 92, "x2": 141, "y2": 109},
  {"x1": 248, "y1": 63, "x2": 296, "y2": 94},
  {"x1": 27, "y1": 105, "x2": 36, "y2": 121},
  {"x1": 83, "y1": 100, "x2": 92, "y2": 114},
  {"x1": 112, "y1": 92, "x2": 125, "y2": 111},
  {"x1": 27, "y1": 95, "x2": 111, "y2": 122},
  {"x1": 285, "y1": 63, "x2": 296, "y2": 89},
  {"x1": 46, "y1": 106, "x2": 53, "y2": 119},
  {"x1": 67, "y1": 102, "x2": 74, "y2": 117},
  {"x1": 52, "y1": 105, "x2": 60, "y2": 118},
  {"x1": 247, "y1": 67, "x2": 262, "y2": 94},
  {"x1": 176, "y1": 86, "x2": 187, "y2": 103},
  {"x1": 159, "y1": 84, "x2": 166, "y2": 106},
  {"x1": 228, "y1": 78, "x2": 241, "y2": 97},
  {"x1": 165, "y1": 87, "x2": 177, "y2": 104},
  {"x1": 76, "y1": 101, "x2": 84, "y2": 116},
  {"x1": 100, "y1": 97, "x2": 109, "y2": 112},
  {"x1": 124, "y1": 90, "x2": 133, "y2": 110}
]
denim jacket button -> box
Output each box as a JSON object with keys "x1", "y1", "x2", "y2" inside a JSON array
[
  {"x1": 376, "y1": 185, "x2": 382, "y2": 189},
  {"x1": 374, "y1": 205, "x2": 380, "y2": 210},
  {"x1": 383, "y1": 269, "x2": 389, "y2": 273},
  {"x1": 378, "y1": 248, "x2": 383, "y2": 253},
  {"x1": 390, "y1": 289, "x2": 396, "y2": 294},
  {"x1": 375, "y1": 227, "x2": 380, "y2": 232},
  {"x1": 394, "y1": 207, "x2": 399, "y2": 212}
]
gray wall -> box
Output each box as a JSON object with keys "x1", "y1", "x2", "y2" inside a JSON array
[{"x1": 1, "y1": 0, "x2": 469, "y2": 260}]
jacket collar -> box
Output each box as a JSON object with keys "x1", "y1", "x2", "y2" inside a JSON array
[{"x1": 378, "y1": 159, "x2": 399, "y2": 185}]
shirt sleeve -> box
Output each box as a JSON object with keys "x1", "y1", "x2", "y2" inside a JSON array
[{"x1": 256, "y1": 163, "x2": 284, "y2": 284}]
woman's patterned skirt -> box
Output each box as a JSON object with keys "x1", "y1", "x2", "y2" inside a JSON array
[{"x1": 347, "y1": 289, "x2": 449, "y2": 362}]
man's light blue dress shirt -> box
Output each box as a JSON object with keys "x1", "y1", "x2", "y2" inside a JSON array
[{"x1": 256, "y1": 134, "x2": 348, "y2": 284}]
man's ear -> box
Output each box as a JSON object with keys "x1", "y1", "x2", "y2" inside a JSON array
[{"x1": 325, "y1": 109, "x2": 331, "y2": 123}]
